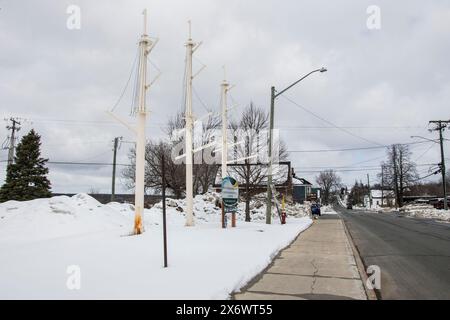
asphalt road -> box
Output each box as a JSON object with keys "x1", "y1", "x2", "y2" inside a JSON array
[{"x1": 336, "y1": 205, "x2": 450, "y2": 299}]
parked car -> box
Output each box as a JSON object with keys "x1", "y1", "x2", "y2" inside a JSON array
[
  {"x1": 346, "y1": 202, "x2": 353, "y2": 210},
  {"x1": 433, "y1": 198, "x2": 450, "y2": 209}
]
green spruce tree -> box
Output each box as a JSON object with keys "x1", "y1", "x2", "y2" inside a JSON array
[{"x1": 0, "y1": 129, "x2": 51, "y2": 202}]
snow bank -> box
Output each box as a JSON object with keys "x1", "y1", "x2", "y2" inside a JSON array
[
  {"x1": 350, "y1": 202, "x2": 450, "y2": 222},
  {"x1": 0, "y1": 193, "x2": 312, "y2": 299},
  {"x1": 321, "y1": 205, "x2": 336, "y2": 214},
  {"x1": 399, "y1": 204, "x2": 450, "y2": 222},
  {"x1": 0, "y1": 193, "x2": 129, "y2": 244}
]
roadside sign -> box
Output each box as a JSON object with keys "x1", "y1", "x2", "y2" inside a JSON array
[
  {"x1": 221, "y1": 176, "x2": 239, "y2": 209},
  {"x1": 221, "y1": 177, "x2": 238, "y2": 227}
]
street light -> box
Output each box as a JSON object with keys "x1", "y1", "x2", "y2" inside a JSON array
[
  {"x1": 410, "y1": 136, "x2": 439, "y2": 144},
  {"x1": 266, "y1": 67, "x2": 327, "y2": 224}
]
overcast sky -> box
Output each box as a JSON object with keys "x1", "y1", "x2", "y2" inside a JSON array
[{"x1": 1, "y1": 0, "x2": 449, "y2": 193}]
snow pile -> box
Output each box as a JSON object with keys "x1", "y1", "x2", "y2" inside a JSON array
[
  {"x1": 0, "y1": 193, "x2": 129, "y2": 244},
  {"x1": 321, "y1": 205, "x2": 336, "y2": 214},
  {"x1": 0, "y1": 193, "x2": 312, "y2": 299},
  {"x1": 337, "y1": 195, "x2": 347, "y2": 207},
  {"x1": 350, "y1": 202, "x2": 450, "y2": 222},
  {"x1": 399, "y1": 204, "x2": 450, "y2": 222},
  {"x1": 148, "y1": 192, "x2": 311, "y2": 223}
]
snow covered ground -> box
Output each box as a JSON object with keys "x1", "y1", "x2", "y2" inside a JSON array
[
  {"x1": 399, "y1": 204, "x2": 450, "y2": 222},
  {"x1": 351, "y1": 202, "x2": 450, "y2": 222},
  {"x1": 0, "y1": 193, "x2": 312, "y2": 299}
]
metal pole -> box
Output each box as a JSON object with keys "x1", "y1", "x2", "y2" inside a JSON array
[
  {"x1": 111, "y1": 137, "x2": 119, "y2": 202},
  {"x1": 133, "y1": 10, "x2": 152, "y2": 235},
  {"x1": 162, "y1": 153, "x2": 168, "y2": 267},
  {"x1": 184, "y1": 24, "x2": 195, "y2": 227},
  {"x1": 221, "y1": 76, "x2": 229, "y2": 179},
  {"x1": 439, "y1": 125, "x2": 448, "y2": 210},
  {"x1": 264, "y1": 68, "x2": 327, "y2": 224},
  {"x1": 265, "y1": 86, "x2": 275, "y2": 224}
]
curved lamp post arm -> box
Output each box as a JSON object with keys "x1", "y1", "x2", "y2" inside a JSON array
[
  {"x1": 410, "y1": 136, "x2": 439, "y2": 144},
  {"x1": 275, "y1": 67, "x2": 327, "y2": 98}
]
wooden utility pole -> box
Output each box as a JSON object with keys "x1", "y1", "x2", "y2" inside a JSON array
[
  {"x1": 111, "y1": 137, "x2": 121, "y2": 202},
  {"x1": 367, "y1": 173, "x2": 371, "y2": 208},
  {"x1": 162, "y1": 152, "x2": 168, "y2": 267},
  {"x1": 6, "y1": 118, "x2": 21, "y2": 166},
  {"x1": 429, "y1": 120, "x2": 450, "y2": 210},
  {"x1": 266, "y1": 86, "x2": 276, "y2": 224},
  {"x1": 265, "y1": 68, "x2": 327, "y2": 224},
  {"x1": 381, "y1": 165, "x2": 384, "y2": 207}
]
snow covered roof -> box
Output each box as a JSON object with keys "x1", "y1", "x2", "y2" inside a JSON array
[{"x1": 293, "y1": 176, "x2": 313, "y2": 186}]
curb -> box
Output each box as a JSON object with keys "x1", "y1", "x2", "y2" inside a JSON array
[{"x1": 340, "y1": 216, "x2": 378, "y2": 300}]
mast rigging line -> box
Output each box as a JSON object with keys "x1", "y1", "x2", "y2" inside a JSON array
[
  {"x1": 110, "y1": 48, "x2": 139, "y2": 113},
  {"x1": 192, "y1": 85, "x2": 212, "y2": 113}
]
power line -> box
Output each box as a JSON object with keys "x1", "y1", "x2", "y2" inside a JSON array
[
  {"x1": 293, "y1": 163, "x2": 435, "y2": 171},
  {"x1": 0, "y1": 160, "x2": 130, "y2": 167},
  {"x1": 294, "y1": 168, "x2": 382, "y2": 173},
  {"x1": 348, "y1": 155, "x2": 387, "y2": 166},
  {"x1": 414, "y1": 142, "x2": 435, "y2": 161},
  {"x1": 411, "y1": 169, "x2": 442, "y2": 182},
  {"x1": 279, "y1": 94, "x2": 383, "y2": 146},
  {"x1": 287, "y1": 140, "x2": 428, "y2": 153},
  {"x1": 276, "y1": 125, "x2": 425, "y2": 130}
]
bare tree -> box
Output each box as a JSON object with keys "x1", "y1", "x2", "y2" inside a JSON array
[
  {"x1": 228, "y1": 103, "x2": 288, "y2": 221},
  {"x1": 315, "y1": 170, "x2": 342, "y2": 205},
  {"x1": 382, "y1": 144, "x2": 418, "y2": 207},
  {"x1": 88, "y1": 187, "x2": 100, "y2": 194},
  {"x1": 194, "y1": 113, "x2": 221, "y2": 194},
  {"x1": 123, "y1": 110, "x2": 221, "y2": 197},
  {"x1": 122, "y1": 141, "x2": 186, "y2": 198}
]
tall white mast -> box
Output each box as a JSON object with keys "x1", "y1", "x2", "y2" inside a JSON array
[
  {"x1": 221, "y1": 67, "x2": 229, "y2": 178},
  {"x1": 184, "y1": 21, "x2": 195, "y2": 226},
  {"x1": 133, "y1": 9, "x2": 154, "y2": 234}
]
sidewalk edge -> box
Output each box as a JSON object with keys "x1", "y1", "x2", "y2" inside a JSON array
[{"x1": 230, "y1": 219, "x2": 313, "y2": 300}]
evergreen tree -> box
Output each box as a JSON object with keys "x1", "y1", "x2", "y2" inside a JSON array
[{"x1": 0, "y1": 129, "x2": 51, "y2": 202}]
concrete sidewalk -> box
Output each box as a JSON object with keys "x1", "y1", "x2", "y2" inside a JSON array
[{"x1": 234, "y1": 215, "x2": 367, "y2": 300}]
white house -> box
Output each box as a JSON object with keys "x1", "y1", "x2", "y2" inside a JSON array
[{"x1": 364, "y1": 189, "x2": 396, "y2": 208}]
